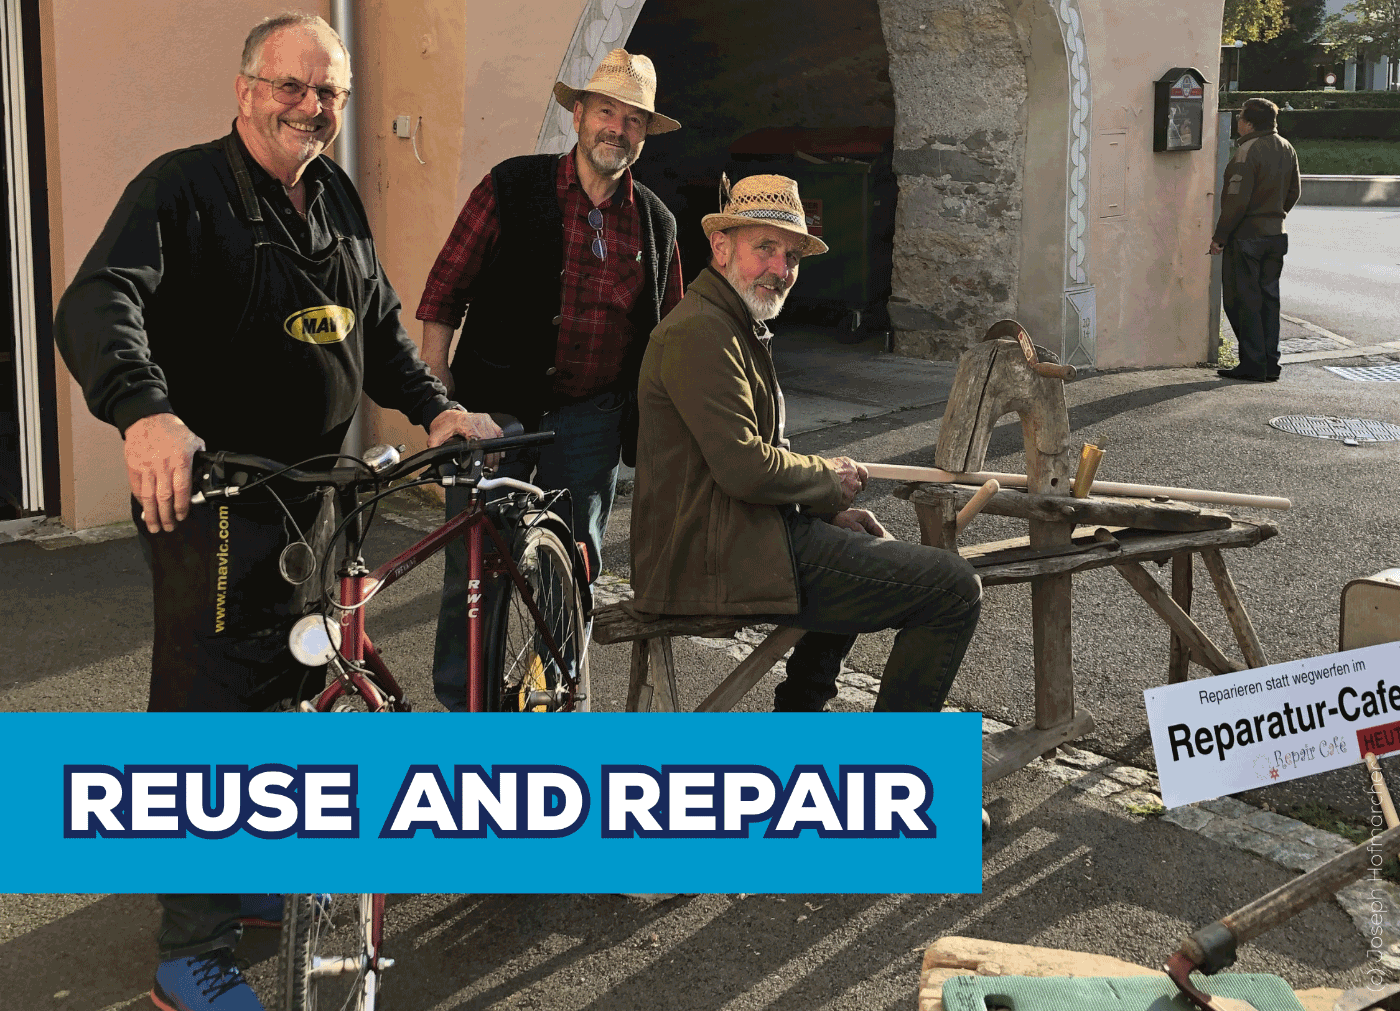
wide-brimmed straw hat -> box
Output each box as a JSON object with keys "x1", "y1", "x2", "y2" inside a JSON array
[
  {"x1": 702, "y1": 174, "x2": 829, "y2": 256},
  {"x1": 552, "y1": 49, "x2": 681, "y2": 135}
]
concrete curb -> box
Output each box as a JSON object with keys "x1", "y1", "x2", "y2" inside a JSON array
[{"x1": 1299, "y1": 175, "x2": 1400, "y2": 207}]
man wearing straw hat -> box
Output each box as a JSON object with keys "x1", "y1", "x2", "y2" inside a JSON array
[
  {"x1": 631, "y1": 174, "x2": 982, "y2": 714},
  {"x1": 417, "y1": 49, "x2": 684, "y2": 710}
]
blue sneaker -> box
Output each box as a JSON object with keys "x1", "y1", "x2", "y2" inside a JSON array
[{"x1": 151, "y1": 949, "x2": 264, "y2": 1010}]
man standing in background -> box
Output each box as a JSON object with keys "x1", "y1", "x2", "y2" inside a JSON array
[
  {"x1": 416, "y1": 48, "x2": 684, "y2": 711},
  {"x1": 1211, "y1": 97, "x2": 1301, "y2": 383}
]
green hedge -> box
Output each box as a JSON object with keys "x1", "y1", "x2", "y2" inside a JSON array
[
  {"x1": 1223, "y1": 90, "x2": 1400, "y2": 110},
  {"x1": 1275, "y1": 108, "x2": 1400, "y2": 139}
]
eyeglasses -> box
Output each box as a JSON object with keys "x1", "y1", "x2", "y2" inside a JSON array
[
  {"x1": 246, "y1": 75, "x2": 352, "y2": 111},
  {"x1": 587, "y1": 208, "x2": 606, "y2": 261}
]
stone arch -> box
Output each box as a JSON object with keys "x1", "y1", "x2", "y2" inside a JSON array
[
  {"x1": 534, "y1": 0, "x2": 649, "y2": 154},
  {"x1": 539, "y1": 0, "x2": 1095, "y2": 366},
  {"x1": 876, "y1": 0, "x2": 1093, "y2": 365}
]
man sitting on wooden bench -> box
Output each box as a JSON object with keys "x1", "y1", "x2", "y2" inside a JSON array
[{"x1": 629, "y1": 173, "x2": 982, "y2": 712}]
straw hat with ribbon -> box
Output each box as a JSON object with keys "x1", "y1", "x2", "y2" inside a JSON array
[
  {"x1": 702, "y1": 173, "x2": 828, "y2": 256},
  {"x1": 552, "y1": 49, "x2": 681, "y2": 135}
]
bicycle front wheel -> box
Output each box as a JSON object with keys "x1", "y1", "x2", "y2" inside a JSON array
[
  {"x1": 279, "y1": 893, "x2": 386, "y2": 1011},
  {"x1": 484, "y1": 521, "x2": 591, "y2": 712}
]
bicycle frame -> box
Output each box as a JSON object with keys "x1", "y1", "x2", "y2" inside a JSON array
[{"x1": 312, "y1": 480, "x2": 578, "y2": 714}]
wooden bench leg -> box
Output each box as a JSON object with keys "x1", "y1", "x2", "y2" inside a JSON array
[
  {"x1": 696, "y1": 627, "x2": 806, "y2": 713},
  {"x1": 626, "y1": 635, "x2": 680, "y2": 712},
  {"x1": 1168, "y1": 551, "x2": 1193, "y2": 684},
  {"x1": 1201, "y1": 548, "x2": 1270, "y2": 669},
  {"x1": 1112, "y1": 560, "x2": 1240, "y2": 675}
]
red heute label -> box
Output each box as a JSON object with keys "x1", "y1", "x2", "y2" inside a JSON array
[{"x1": 1358, "y1": 719, "x2": 1400, "y2": 757}]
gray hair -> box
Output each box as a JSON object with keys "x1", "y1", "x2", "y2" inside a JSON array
[{"x1": 240, "y1": 12, "x2": 349, "y2": 78}]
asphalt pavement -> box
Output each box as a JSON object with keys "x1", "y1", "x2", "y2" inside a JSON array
[{"x1": 4, "y1": 297, "x2": 1399, "y2": 1007}]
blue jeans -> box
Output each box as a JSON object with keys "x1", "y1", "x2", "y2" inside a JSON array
[
  {"x1": 759, "y1": 509, "x2": 983, "y2": 712},
  {"x1": 433, "y1": 391, "x2": 624, "y2": 710},
  {"x1": 1223, "y1": 233, "x2": 1288, "y2": 379}
]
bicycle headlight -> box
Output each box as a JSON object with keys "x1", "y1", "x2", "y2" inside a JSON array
[{"x1": 288, "y1": 614, "x2": 343, "y2": 666}]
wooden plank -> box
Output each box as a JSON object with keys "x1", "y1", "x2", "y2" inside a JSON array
[
  {"x1": 983, "y1": 711, "x2": 1095, "y2": 784},
  {"x1": 649, "y1": 637, "x2": 679, "y2": 712},
  {"x1": 974, "y1": 522, "x2": 1278, "y2": 586},
  {"x1": 1201, "y1": 548, "x2": 1270, "y2": 670},
  {"x1": 696, "y1": 627, "x2": 807, "y2": 713},
  {"x1": 1112, "y1": 560, "x2": 1241, "y2": 675},
  {"x1": 593, "y1": 604, "x2": 748, "y2": 645},
  {"x1": 899, "y1": 483, "x2": 1232, "y2": 532},
  {"x1": 1169, "y1": 552, "x2": 1193, "y2": 684},
  {"x1": 626, "y1": 640, "x2": 650, "y2": 712}
]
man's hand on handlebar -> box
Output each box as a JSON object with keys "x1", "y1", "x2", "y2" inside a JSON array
[
  {"x1": 125, "y1": 413, "x2": 206, "y2": 533},
  {"x1": 428, "y1": 409, "x2": 504, "y2": 469}
]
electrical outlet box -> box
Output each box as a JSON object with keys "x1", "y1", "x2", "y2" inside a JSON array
[{"x1": 392, "y1": 115, "x2": 412, "y2": 137}]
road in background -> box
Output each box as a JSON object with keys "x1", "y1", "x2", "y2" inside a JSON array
[{"x1": 1284, "y1": 206, "x2": 1400, "y2": 342}]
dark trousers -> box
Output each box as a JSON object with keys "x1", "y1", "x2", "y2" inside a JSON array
[
  {"x1": 433, "y1": 392, "x2": 623, "y2": 710},
  {"x1": 1222, "y1": 233, "x2": 1288, "y2": 380},
  {"x1": 135, "y1": 493, "x2": 331, "y2": 957},
  {"x1": 758, "y1": 510, "x2": 983, "y2": 712}
]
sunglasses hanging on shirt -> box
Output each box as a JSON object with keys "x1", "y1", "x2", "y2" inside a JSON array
[{"x1": 587, "y1": 208, "x2": 606, "y2": 261}]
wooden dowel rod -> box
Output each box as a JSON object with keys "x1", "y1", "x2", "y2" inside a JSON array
[
  {"x1": 955, "y1": 479, "x2": 1000, "y2": 534},
  {"x1": 862, "y1": 463, "x2": 1291, "y2": 511}
]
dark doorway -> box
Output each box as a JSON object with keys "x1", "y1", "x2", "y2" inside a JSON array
[{"x1": 625, "y1": 0, "x2": 897, "y2": 334}]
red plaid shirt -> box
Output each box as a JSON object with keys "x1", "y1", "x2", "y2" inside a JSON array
[{"x1": 416, "y1": 149, "x2": 683, "y2": 400}]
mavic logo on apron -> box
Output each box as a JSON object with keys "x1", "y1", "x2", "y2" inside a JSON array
[{"x1": 284, "y1": 305, "x2": 356, "y2": 344}]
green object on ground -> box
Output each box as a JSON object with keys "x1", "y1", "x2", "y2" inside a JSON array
[{"x1": 940, "y1": 972, "x2": 1305, "y2": 1011}]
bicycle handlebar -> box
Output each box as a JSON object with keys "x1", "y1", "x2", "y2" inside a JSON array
[{"x1": 191, "y1": 431, "x2": 555, "y2": 502}]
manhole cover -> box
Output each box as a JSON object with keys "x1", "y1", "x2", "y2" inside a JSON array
[
  {"x1": 1324, "y1": 364, "x2": 1400, "y2": 381},
  {"x1": 1269, "y1": 415, "x2": 1400, "y2": 442}
]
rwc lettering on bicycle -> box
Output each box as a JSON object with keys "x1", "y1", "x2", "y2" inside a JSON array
[{"x1": 9, "y1": 712, "x2": 984, "y2": 895}]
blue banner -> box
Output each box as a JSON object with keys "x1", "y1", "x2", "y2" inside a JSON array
[{"x1": 6, "y1": 712, "x2": 983, "y2": 894}]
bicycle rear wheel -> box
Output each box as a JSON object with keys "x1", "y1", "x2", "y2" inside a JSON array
[
  {"x1": 484, "y1": 520, "x2": 590, "y2": 712},
  {"x1": 279, "y1": 893, "x2": 386, "y2": 1011}
]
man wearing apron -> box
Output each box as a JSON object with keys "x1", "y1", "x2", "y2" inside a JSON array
[{"x1": 54, "y1": 14, "x2": 488, "y2": 1011}]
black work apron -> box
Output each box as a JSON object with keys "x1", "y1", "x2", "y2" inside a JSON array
[{"x1": 143, "y1": 138, "x2": 362, "y2": 712}]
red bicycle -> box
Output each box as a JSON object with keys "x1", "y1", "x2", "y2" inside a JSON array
[{"x1": 191, "y1": 428, "x2": 591, "y2": 1010}]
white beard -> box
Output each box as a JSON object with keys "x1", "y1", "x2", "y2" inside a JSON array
[{"x1": 724, "y1": 260, "x2": 788, "y2": 322}]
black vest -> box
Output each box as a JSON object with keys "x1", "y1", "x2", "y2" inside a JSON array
[{"x1": 449, "y1": 153, "x2": 676, "y2": 434}]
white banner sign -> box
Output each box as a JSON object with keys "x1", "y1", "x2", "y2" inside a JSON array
[{"x1": 1145, "y1": 641, "x2": 1400, "y2": 809}]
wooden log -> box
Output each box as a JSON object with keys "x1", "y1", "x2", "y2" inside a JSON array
[
  {"x1": 983, "y1": 711, "x2": 1095, "y2": 784},
  {"x1": 593, "y1": 603, "x2": 748, "y2": 645},
  {"x1": 1169, "y1": 552, "x2": 1194, "y2": 684},
  {"x1": 899, "y1": 482, "x2": 1231, "y2": 532},
  {"x1": 1200, "y1": 548, "x2": 1270, "y2": 670},
  {"x1": 868, "y1": 462, "x2": 1291, "y2": 511},
  {"x1": 914, "y1": 497, "x2": 958, "y2": 551},
  {"x1": 1111, "y1": 559, "x2": 1241, "y2": 675},
  {"x1": 973, "y1": 523, "x2": 1278, "y2": 586},
  {"x1": 696, "y1": 627, "x2": 807, "y2": 713}
]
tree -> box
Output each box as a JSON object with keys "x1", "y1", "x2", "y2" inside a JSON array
[
  {"x1": 1324, "y1": 0, "x2": 1400, "y2": 61},
  {"x1": 1239, "y1": 0, "x2": 1327, "y2": 90},
  {"x1": 1223, "y1": 0, "x2": 1289, "y2": 44}
]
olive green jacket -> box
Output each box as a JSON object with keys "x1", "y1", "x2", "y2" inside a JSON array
[
  {"x1": 1213, "y1": 128, "x2": 1301, "y2": 244},
  {"x1": 630, "y1": 267, "x2": 845, "y2": 614}
]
